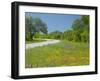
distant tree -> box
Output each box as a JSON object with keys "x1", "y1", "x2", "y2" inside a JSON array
[
  {"x1": 49, "y1": 31, "x2": 63, "y2": 39},
  {"x1": 63, "y1": 29, "x2": 74, "y2": 41}
]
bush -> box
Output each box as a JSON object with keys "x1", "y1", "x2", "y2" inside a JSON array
[
  {"x1": 26, "y1": 32, "x2": 31, "y2": 41},
  {"x1": 81, "y1": 31, "x2": 89, "y2": 42},
  {"x1": 34, "y1": 33, "x2": 41, "y2": 38}
]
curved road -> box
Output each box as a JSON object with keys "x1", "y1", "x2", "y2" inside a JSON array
[{"x1": 26, "y1": 39, "x2": 60, "y2": 49}]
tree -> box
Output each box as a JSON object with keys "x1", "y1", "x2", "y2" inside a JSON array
[
  {"x1": 32, "y1": 17, "x2": 48, "y2": 34},
  {"x1": 25, "y1": 16, "x2": 48, "y2": 40},
  {"x1": 63, "y1": 29, "x2": 74, "y2": 41},
  {"x1": 49, "y1": 31, "x2": 63, "y2": 39},
  {"x1": 72, "y1": 19, "x2": 84, "y2": 31},
  {"x1": 25, "y1": 16, "x2": 35, "y2": 41},
  {"x1": 81, "y1": 15, "x2": 89, "y2": 42},
  {"x1": 71, "y1": 15, "x2": 89, "y2": 42},
  {"x1": 81, "y1": 30, "x2": 89, "y2": 42}
]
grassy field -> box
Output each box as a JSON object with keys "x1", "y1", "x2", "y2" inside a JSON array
[
  {"x1": 25, "y1": 40, "x2": 89, "y2": 68},
  {"x1": 26, "y1": 39, "x2": 46, "y2": 44}
]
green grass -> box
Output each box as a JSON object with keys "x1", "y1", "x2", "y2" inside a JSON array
[
  {"x1": 25, "y1": 40, "x2": 89, "y2": 68},
  {"x1": 26, "y1": 39, "x2": 46, "y2": 44}
]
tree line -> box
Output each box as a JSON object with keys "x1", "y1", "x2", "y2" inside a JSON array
[{"x1": 25, "y1": 15, "x2": 89, "y2": 42}]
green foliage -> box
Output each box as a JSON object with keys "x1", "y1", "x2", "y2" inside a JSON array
[
  {"x1": 46, "y1": 15, "x2": 89, "y2": 43},
  {"x1": 70, "y1": 15, "x2": 89, "y2": 42},
  {"x1": 25, "y1": 16, "x2": 48, "y2": 41},
  {"x1": 81, "y1": 30, "x2": 89, "y2": 42},
  {"x1": 34, "y1": 32, "x2": 49, "y2": 39},
  {"x1": 49, "y1": 31, "x2": 63, "y2": 39},
  {"x1": 25, "y1": 16, "x2": 35, "y2": 40},
  {"x1": 26, "y1": 32, "x2": 31, "y2": 41},
  {"x1": 63, "y1": 30, "x2": 74, "y2": 41},
  {"x1": 34, "y1": 32, "x2": 41, "y2": 38},
  {"x1": 33, "y1": 17, "x2": 48, "y2": 34}
]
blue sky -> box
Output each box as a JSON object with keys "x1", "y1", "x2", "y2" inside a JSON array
[{"x1": 25, "y1": 12, "x2": 81, "y2": 33}]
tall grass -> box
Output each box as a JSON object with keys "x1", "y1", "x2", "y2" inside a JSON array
[{"x1": 25, "y1": 40, "x2": 89, "y2": 68}]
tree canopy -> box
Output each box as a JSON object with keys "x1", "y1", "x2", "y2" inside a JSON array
[
  {"x1": 71, "y1": 15, "x2": 89, "y2": 42},
  {"x1": 49, "y1": 31, "x2": 63, "y2": 39},
  {"x1": 25, "y1": 16, "x2": 48, "y2": 40}
]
